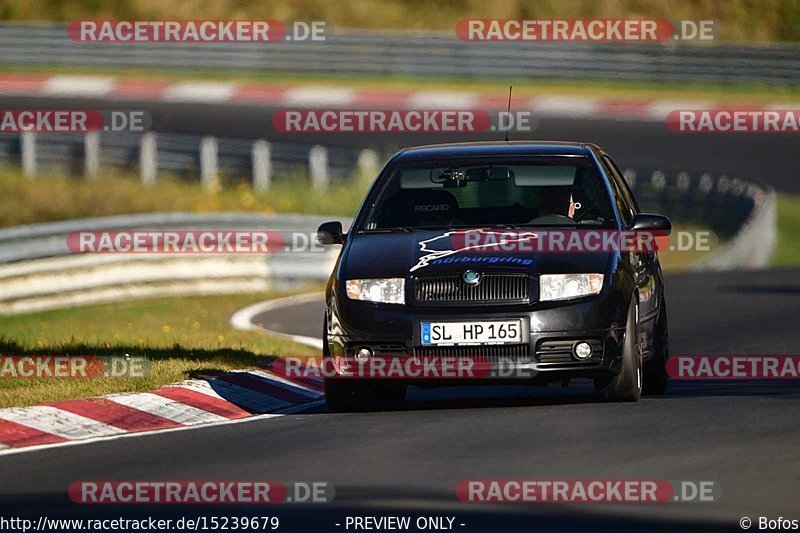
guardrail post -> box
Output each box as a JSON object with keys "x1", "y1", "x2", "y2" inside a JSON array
[
  {"x1": 200, "y1": 136, "x2": 218, "y2": 191},
  {"x1": 84, "y1": 132, "x2": 100, "y2": 179},
  {"x1": 309, "y1": 145, "x2": 329, "y2": 189},
  {"x1": 623, "y1": 168, "x2": 637, "y2": 188},
  {"x1": 356, "y1": 149, "x2": 380, "y2": 181},
  {"x1": 21, "y1": 132, "x2": 36, "y2": 178},
  {"x1": 140, "y1": 132, "x2": 157, "y2": 186},
  {"x1": 252, "y1": 140, "x2": 272, "y2": 192}
]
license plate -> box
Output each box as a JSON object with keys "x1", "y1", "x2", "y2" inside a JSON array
[{"x1": 420, "y1": 320, "x2": 523, "y2": 346}]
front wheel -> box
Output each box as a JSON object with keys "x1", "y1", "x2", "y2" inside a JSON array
[
  {"x1": 324, "y1": 378, "x2": 406, "y2": 411},
  {"x1": 595, "y1": 297, "x2": 642, "y2": 402},
  {"x1": 324, "y1": 378, "x2": 373, "y2": 412},
  {"x1": 321, "y1": 314, "x2": 373, "y2": 412},
  {"x1": 371, "y1": 381, "x2": 407, "y2": 405},
  {"x1": 643, "y1": 298, "x2": 669, "y2": 396}
]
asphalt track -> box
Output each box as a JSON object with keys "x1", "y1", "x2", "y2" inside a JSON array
[
  {"x1": 0, "y1": 95, "x2": 798, "y2": 532},
  {"x1": 0, "y1": 272, "x2": 798, "y2": 531}
]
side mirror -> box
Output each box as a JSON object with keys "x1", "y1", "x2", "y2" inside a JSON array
[
  {"x1": 317, "y1": 221, "x2": 345, "y2": 245},
  {"x1": 631, "y1": 213, "x2": 671, "y2": 235}
]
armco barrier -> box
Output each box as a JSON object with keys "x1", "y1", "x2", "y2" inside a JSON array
[
  {"x1": 0, "y1": 167, "x2": 776, "y2": 314},
  {"x1": 692, "y1": 187, "x2": 777, "y2": 270},
  {"x1": 625, "y1": 168, "x2": 777, "y2": 270},
  {"x1": 0, "y1": 213, "x2": 351, "y2": 314},
  {"x1": 0, "y1": 131, "x2": 373, "y2": 188},
  {"x1": 0, "y1": 23, "x2": 799, "y2": 84}
]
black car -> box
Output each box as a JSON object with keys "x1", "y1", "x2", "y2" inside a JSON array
[{"x1": 317, "y1": 141, "x2": 671, "y2": 411}]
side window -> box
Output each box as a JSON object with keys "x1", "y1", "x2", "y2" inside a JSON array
[
  {"x1": 600, "y1": 156, "x2": 633, "y2": 226},
  {"x1": 604, "y1": 156, "x2": 640, "y2": 214}
]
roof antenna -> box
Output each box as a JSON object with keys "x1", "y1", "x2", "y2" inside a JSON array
[{"x1": 504, "y1": 85, "x2": 513, "y2": 142}]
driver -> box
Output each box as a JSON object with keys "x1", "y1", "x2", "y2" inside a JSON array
[{"x1": 537, "y1": 187, "x2": 576, "y2": 219}]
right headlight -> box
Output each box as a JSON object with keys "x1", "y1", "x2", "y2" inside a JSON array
[
  {"x1": 345, "y1": 278, "x2": 405, "y2": 304},
  {"x1": 539, "y1": 273, "x2": 604, "y2": 301}
]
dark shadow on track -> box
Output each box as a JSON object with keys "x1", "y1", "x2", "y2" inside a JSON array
[
  {"x1": 294, "y1": 378, "x2": 800, "y2": 415},
  {"x1": 0, "y1": 339, "x2": 275, "y2": 369}
]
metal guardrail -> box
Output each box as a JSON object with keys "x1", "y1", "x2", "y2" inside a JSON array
[
  {"x1": 0, "y1": 125, "x2": 776, "y2": 251},
  {"x1": 0, "y1": 23, "x2": 799, "y2": 84},
  {"x1": 0, "y1": 131, "x2": 372, "y2": 187},
  {"x1": 693, "y1": 187, "x2": 777, "y2": 270},
  {"x1": 0, "y1": 213, "x2": 349, "y2": 314},
  {"x1": 623, "y1": 169, "x2": 777, "y2": 269},
  {"x1": 0, "y1": 167, "x2": 776, "y2": 314},
  {"x1": 0, "y1": 212, "x2": 349, "y2": 262}
]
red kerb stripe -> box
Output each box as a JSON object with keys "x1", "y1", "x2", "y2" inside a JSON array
[
  {"x1": 50, "y1": 398, "x2": 179, "y2": 431},
  {"x1": 0, "y1": 419, "x2": 67, "y2": 448},
  {"x1": 154, "y1": 387, "x2": 251, "y2": 419}
]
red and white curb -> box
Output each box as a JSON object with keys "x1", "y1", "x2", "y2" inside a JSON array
[
  {"x1": 0, "y1": 364, "x2": 323, "y2": 455},
  {"x1": 2, "y1": 74, "x2": 795, "y2": 122}
]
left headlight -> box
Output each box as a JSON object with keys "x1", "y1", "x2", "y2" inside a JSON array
[
  {"x1": 345, "y1": 278, "x2": 405, "y2": 304},
  {"x1": 540, "y1": 273, "x2": 604, "y2": 301}
]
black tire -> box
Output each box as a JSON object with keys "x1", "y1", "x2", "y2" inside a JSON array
[
  {"x1": 371, "y1": 381, "x2": 407, "y2": 406},
  {"x1": 321, "y1": 314, "x2": 374, "y2": 412},
  {"x1": 595, "y1": 297, "x2": 642, "y2": 402},
  {"x1": 643, "y1": 298, "x2": 669, "y2": 396},
  {"x1": 324, "y1": 378, "x2": 373, "y2": 412}
]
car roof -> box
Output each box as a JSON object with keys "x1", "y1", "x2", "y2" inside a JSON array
[{"x1": 394, "y1": 141, "x2": 599, "y2": 161}]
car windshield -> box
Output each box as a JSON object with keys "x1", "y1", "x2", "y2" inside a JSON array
[{"x1": 360, "y1": 155, "x2": 616, "y2": 231}]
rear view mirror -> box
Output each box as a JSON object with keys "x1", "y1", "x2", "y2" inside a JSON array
[
  {"x1": 317, "y1": 221, "x2": 345, "y2": 245},
  {"x1": 432, "y1": 166, "x2": 511, "y2": 188},
  {"x1": 466, "y1": 166, "x2": 512, "y2": 181}
]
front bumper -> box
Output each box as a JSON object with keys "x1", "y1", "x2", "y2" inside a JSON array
[{"x1": 326, "y1": 288, "x2": 629, "y2": 384}]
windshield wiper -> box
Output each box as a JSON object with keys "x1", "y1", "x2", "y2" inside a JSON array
[
  {"x1": 358, "y1": 227, "x2": 413, "y2": 233},
  {"x1": 486, "y1": 223, "x2": 534, "y2": 230},
  {"x1": 527, "y1": 222, "x2": 579, "y2": 228}
]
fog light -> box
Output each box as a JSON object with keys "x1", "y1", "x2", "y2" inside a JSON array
[
  {"x1": 355, "y1": 347, "x2": 373, "y2": 363},
  {"x1": 573, "y1": 341, "x2": 593, "y2": 360}
]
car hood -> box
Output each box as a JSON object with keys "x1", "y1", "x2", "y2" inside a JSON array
[{"x1": 343, "y1": 229, "x2": 614, "y2": 278}]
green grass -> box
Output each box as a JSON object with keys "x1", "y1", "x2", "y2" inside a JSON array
[
  {"x1": 8, "y1": 65, "x2": 800, "y2": 103},
  {"x1": 0, "y1": 291, "x2": 321, "y2": 408},
  {"x1": 771, "y1": 194, "x2": 800, "y2": 267},
  {"x1": 0, "y1": 169, "x2": 372, "y2": 227}
]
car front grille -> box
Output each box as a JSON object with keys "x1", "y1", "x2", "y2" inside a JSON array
[
  {"x1": 535, "y1": 339, "x2": 604, "y2": 365},
  {"x1": 414, "y1": 344, "x2": 531, "y2": 364},
  {"x1": 415, "y1": 273, "x2": 530, "y2": 304}
]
